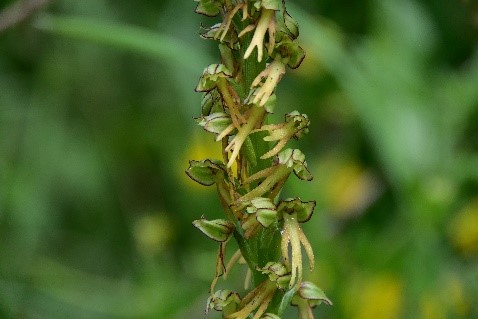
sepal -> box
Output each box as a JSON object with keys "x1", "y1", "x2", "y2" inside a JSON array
[
  {"x1": 196, "y1": 112, "x2": 233, "y2": 135},
  {"x1": 295, "y1": 281, "x2": 333, "y2": 307},
  {"x1": 259, "y1": 262, "x2": 291, "y2": 289},
  {"x1": 195, "y1": 64, "x2": 233, "y2": 92},
  {"x1": 192, "y1": 218, "x2": 234, "y2": 242},
  {"x1": 276, "y1": 149, "x2": 313, "y2": 181},
  {"x1": 277, "y1": 198, "x2": 316, "y2": 223},
  {"x1": 207, "y1": 290, "x2": 241, "y2": 314},
  {"x1": 195, "y1": 0, "x2": 223, "y2": 17},
  {"x1": 185, "y1": 159, "x2": 227, "y2": 186},
  {"x1": 245, "y1": 197, "x2": 277, "y2": 227},
  {"x1": 201, "y1": 90, "x2": 223, "y2": 116}
]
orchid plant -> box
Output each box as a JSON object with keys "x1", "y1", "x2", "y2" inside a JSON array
[{"x1": 187, "y1": 1, "x2": 332, "y2": 318}]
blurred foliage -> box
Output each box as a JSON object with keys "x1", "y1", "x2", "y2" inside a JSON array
[{"x1": 0, "y1": 0, "x2": 477, "y2": 318}]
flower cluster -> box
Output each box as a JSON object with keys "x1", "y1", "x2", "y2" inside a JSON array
[{"x1": 187, "y1": 1, "x2": 331, "y2": 318}]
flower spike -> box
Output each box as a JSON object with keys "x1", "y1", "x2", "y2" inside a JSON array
[{"x1": 192, "y1": 2, "x2": 331, "y2": 318}]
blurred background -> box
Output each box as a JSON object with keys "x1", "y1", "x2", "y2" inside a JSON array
[{"x1": 1, "y1": 0, "x2": 478, "y2": 318}]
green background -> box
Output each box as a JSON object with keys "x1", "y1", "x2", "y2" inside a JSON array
[{"x1": 1, "y1": 0, "x2": 477, "y2": 318}]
